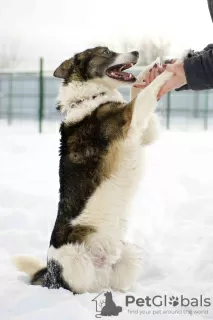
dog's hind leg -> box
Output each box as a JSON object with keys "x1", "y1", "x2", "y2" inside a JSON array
[
  {"x1": 109, "y1": 242, "x2": 142, "y2": 292},
  {"x1": 48, "y1": 243, "x2": 96, "y2": 293}
]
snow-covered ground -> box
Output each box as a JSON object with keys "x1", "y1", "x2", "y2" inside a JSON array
[{"x1": 1, "y1": 127, "x2": 213, "y2": 319}]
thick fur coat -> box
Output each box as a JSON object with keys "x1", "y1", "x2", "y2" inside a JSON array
[{"x1": 13, "y1": 46, "x2": 180, "y2": 294}]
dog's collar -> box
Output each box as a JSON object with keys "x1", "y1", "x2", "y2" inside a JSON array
[{"x1": 71, "y1": 92, "x2": 106, "y2": 107}]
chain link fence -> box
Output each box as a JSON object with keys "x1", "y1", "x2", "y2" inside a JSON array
[{"x1": 0, "y1": 58, "x2": 213, "y2": 133}]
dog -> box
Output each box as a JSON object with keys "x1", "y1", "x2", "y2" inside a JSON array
[
  {"x1": 101, "y1": 291, "x2": 122, "y2": 316},
  {"x1": 13, "y1": 46, "x2": 178, "y2": 294}
]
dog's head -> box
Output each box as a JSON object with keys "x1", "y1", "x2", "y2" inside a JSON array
[
  {"x1": 104, "y1": 291, "x2": 113, "y2": 299},
  {"x1": 53, "y1": 46, "x2": 139, "y2": 88}
]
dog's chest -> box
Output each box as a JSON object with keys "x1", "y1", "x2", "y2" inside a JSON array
[{"x1": 72, "y1": 134, "x2": 144, "y2": 234}]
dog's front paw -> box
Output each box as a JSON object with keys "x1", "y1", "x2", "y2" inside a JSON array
[
  {"x1": 136, "y1": 57, "x2": 161, "y2": 83},
  {"x1": 131, "y1": 57, "x2": 162, "y2": 100}
]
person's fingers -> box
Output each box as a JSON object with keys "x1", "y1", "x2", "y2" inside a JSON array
[
  {"x1": 134, "y1": 62, "x2": 185, "y2": 99},
  {"x1": 157, "y1": 87, "x2": 167, "y2": 99},
  {"x1": 134, "y1": 62, "x2": 173, "y2": 89},
  {"x1": 154, "y1": 66, "x2": 160, "y2": 79},
  {"x1": 149, "y1": 68, "x2": 155, "y2": 83},
  {"x1": 157, "y1": 80, "x2": 174, "y2": 99},
  {"x1": 145, "y1": 63, "x2": 157, "y2": 84},
  {"x1": 159, "y1": 64, "x2": 167, "y2": 73},
  {"x1": 134, "y1": 65, "x2": 163, "y2": 88},
  {"x1": 164, "y1": 58, "x2": 177, "y2": 65},
  {"x1": 157, "y1": 64, "x2": 179, "y2": 99},
  {"x1": 168, "y1": 59, "x2": 176, "y2": 64},
  {"x1": 146, "y1": 70, "x2": 152, "y2": 85}
]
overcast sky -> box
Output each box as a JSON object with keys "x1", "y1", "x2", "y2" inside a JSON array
[{"x1": 1, "y1": 0, "x2": 213, "y2": 69}]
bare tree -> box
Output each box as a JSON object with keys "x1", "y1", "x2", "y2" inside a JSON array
[
  {"x1": 119, "y1": 37, "x2": 171, "y2": 66},
  {"x1": 86, "y1": 37, "x2": 171, "y2": 66},
  {"x1": 99, "y1": 300, "x2": 105, "y2": 309},
  {"x1": 118, "y1": 41, "x2": 135, "y2": 53},
  {"x1": 137, "y1": 37, "x2": 171, "y2": 65},
  {"x1": 89, "y1": 40, "x2": 135, "y2": 53},
  {"x1": 0, "y1": 40, "x2": 21, "y2": 69}
]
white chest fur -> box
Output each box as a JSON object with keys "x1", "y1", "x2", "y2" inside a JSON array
[{"x1": 72, "y1": 132, "x2": 144, "y2": 240}]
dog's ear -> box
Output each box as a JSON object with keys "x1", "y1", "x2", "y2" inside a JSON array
[{"x1": 53, "y1": 58, "x2": 73, "y2": 79}]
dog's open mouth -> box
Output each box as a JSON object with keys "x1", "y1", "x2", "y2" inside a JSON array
[{"x1": 106, "y1": 63, "x2": 137, "y2": 82}]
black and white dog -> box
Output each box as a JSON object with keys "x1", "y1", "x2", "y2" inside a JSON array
[{"x1": 13, "y1": 46, "x2": 179, "y2": 294}]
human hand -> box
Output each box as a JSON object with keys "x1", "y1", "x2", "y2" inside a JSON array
[
  {"x1": 133, "y1": 63, "x2": 165, "y2": 90},
  {"x1": 157, "y1": 63, "x2": 187, "y2": 99},
  {"x1": 134, "y1": 61, "x2": 187, "y2": 99}
]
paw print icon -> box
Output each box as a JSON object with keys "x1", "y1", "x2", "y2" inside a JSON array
[{"x1": 169, "y1": 296, "x2": 179, "y2": 307}]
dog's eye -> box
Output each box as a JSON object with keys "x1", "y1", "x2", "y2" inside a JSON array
[{"x1": 103, "y1": 49, "x2": 110, "y2": 55}]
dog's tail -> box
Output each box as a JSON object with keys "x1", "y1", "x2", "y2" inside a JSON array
[
  {"x1": 117, "y1": 306, "x2": 122, "y2": 313},
  {"x1": 12, "y1": 256, "x2": 47, "y2": 285}
]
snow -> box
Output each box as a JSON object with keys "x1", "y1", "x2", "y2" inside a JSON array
[{"x1": 1, "y1": 127, "x2": 213, "y2": 319}]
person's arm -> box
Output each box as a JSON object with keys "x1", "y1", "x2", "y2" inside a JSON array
[
  {"x1": 157, "y1": 45, "x2": 213, "y2": 97},
  {"x1": 183, "y1": 47, "x2": 213, "y2": 90},
  {"x1": 176, "y1": 44, "x2": 213, "y2": 91},
  {"x1": 133, "y1": 44, "x2": 213, "y2": 97}
]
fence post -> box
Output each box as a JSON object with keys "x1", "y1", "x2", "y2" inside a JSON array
[
  {"x1": 166, "y1": 92, "x2": 171, "y2": 129},
  {"x1": 8, "y1": 73, "x2": 13, "y2": 125},
  {"x1": 39, "y1": 57, "x2": 44, "y2": 133},
  {"x1": 193, "y1": 91, "x2": 199, "y2": 118},
  {"x1": 204, "y1": 90, "x2": 209, "y2": 130}
]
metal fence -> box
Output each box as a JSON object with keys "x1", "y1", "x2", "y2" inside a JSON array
[{"x1": 0, "y1": 58, "x2": 213, "y2": 133}]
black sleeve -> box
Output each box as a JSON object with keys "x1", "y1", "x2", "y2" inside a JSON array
[
  {"x1": 184, "y1": 49, "x2": 213, "y2": 90},
  {"x1": 176, "y1": 44, "x2": 213, "y2": 91},
  {"x1": 203, "y1": 44, "x2": 213, "y2": 51}
]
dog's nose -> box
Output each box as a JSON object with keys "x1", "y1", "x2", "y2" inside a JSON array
[{"x1": 131, "y1": 51, "x2": 139, "y2": 57}]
